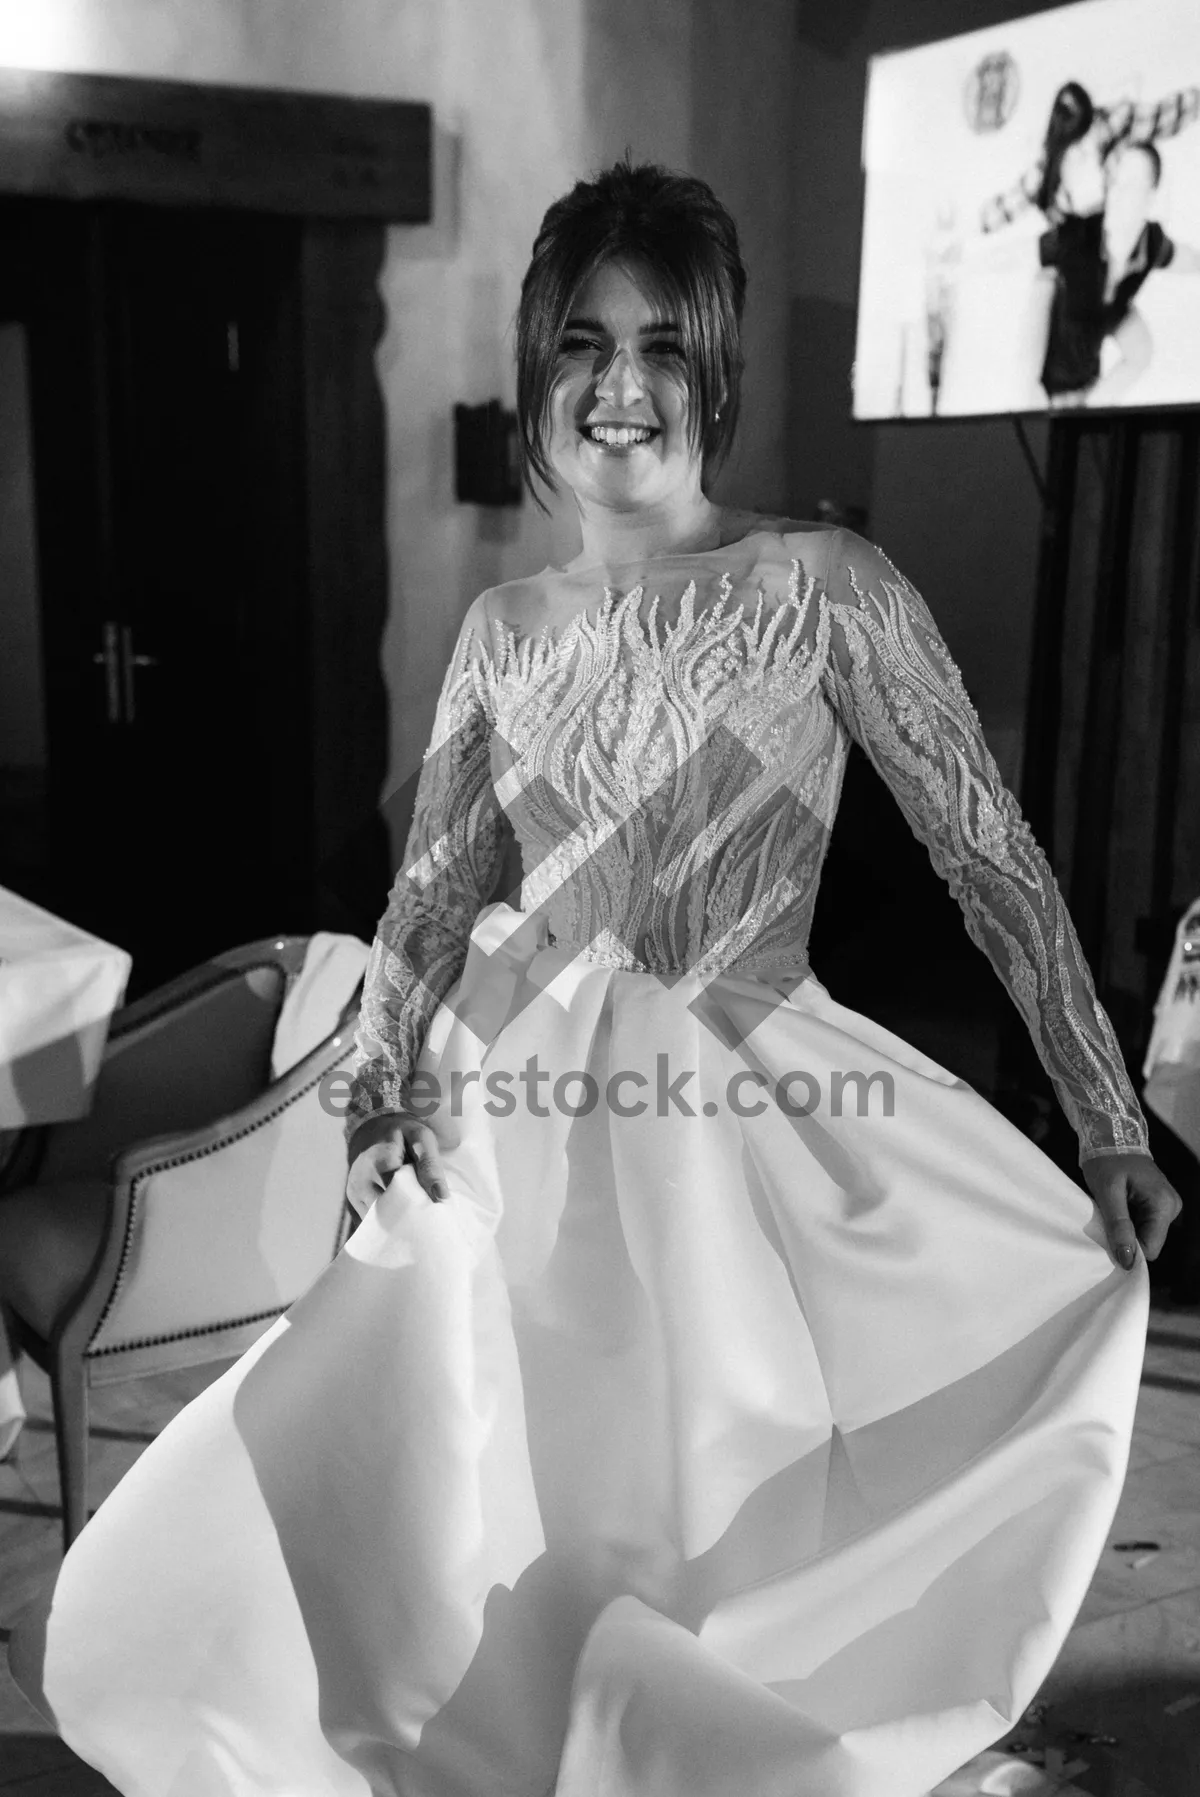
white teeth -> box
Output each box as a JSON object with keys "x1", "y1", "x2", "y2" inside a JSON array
[{"x1": 587, "y1": 424, "x2": 653, "y2": 446}]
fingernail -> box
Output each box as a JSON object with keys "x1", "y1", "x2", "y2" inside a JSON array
[{"x1": 1119, "y1": 1245, "x2": 1136, "y2": 1269}]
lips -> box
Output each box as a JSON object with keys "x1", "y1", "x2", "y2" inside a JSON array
[{"x1": 582, "y1": 421, "x2": 659, "y2": 449}]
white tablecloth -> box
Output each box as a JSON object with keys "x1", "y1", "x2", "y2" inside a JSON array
[
  {"x1": 0, "y1": 884, "x2": 131, "y2": 1128},
  {"x1": 0, "y1": 885, "x2": 132, "y2": 1456},
  {"x1": 1143, "y1": 897, "x2": 1200, "y2": 1162}
]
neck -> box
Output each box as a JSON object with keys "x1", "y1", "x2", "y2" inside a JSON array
[
  {"x1": 1104, "y1": 215, "x2": 1144, "y2": 267},
  {"x1": 568, "y1": 487, "x2": 723, "y2": 571}
]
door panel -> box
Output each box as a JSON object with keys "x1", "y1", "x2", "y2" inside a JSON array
[
  {"x1": 0, "y1": 321, "x2": 50, "y2": 900},
  {"x1": 0, "y1": 198, "x2": 314, "y2": 993}
]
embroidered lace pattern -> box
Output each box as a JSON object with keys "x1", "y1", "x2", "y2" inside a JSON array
[
  {"x1": 820, "y1": 536, "x2": 1147, "y2": 1160},
  {"x1": 348, "y1": 605, "x2": 510, "y2": 1134},
  {"x1": 346, "y1": 529, "x2": 1149, "y2": 1163}
]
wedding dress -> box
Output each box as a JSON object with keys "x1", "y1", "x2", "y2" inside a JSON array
[{"x1": 34, "y1": 523, "x2": 1149, "y2": 1797}]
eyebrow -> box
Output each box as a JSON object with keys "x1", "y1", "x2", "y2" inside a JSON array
[{"x1": 562, "y1": 315, "x2": 683, "y2": 334}]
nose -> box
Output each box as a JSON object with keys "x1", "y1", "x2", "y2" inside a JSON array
[{"x1": 594, "y1": 344, "x2": 648, "y2": 408}]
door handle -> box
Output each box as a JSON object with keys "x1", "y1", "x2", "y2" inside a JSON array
[
  {"x1": 92, "y1": 621, "x2": 159, "y2": 725},
  {"x1": 92, "y1": 620, "x2": 122, "y2": 724},
  {"x1": 119, "y1": 624, "x2": 158, "y2": 726}
]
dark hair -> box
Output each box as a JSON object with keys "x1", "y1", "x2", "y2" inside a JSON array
[
  {"x1": 516, "y1": 158, "x2": 746, "y2": 506},
  {"x1": 1037, "y1": 81, "x2": 1096, "y2": 215}
]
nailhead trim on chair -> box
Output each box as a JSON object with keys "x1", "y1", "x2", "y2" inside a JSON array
[
  {"x1": 84, "y1": 1303, "x2": 288, "y2": 1359},
  {"x1": 87, "y1": 1043, "x2": 357, "y2": 1354}
]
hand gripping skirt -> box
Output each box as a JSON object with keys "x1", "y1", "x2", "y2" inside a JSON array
[{"x1": 29, "y1": 903, "x2": 1147, "y2": 1797}]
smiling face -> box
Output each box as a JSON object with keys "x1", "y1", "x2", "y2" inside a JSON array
[{"x1": 545, "y1": 259, "x2": 706, "y2": 517}]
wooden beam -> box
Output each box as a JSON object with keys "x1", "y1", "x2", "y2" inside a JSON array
[{"x1": 0, "y1": 67, "x2": 431, "y2": 221}]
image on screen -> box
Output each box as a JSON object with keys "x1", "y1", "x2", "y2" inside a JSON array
[{"x1": 853, "y1": 0, "x2": 1200, "y2": 419}]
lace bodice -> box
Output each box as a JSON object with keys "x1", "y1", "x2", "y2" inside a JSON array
[{"x1": 347, "y1": 524, "x2": 1148, "y2": 1163}]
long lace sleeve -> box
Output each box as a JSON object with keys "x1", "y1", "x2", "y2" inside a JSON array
[
  {"x1": 980, "y1": 162, "x2": 1041, "y2": 233},
  {"x1": 1110, "y1": 88, "x2": 1200, "y2": 146},
  {"x1": 819, "y1": 530, "x2": 1149, "y2": 1164},
  {"x1": 344, "y1": 599, "x2": 507, "y2": 1145}
]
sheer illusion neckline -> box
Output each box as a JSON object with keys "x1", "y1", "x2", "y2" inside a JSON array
[
  {"x1": 489, "y1": 528, "x2": 820, "y2": 658},
  {"x1": 544, "y1": 524, "x2": 788, "y2": 580},
  {"x1": 487, "y1": 556, "x2": 819, "y2": 665}
]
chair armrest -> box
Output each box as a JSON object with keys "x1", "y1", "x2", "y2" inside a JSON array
[{"x1": 79, "y1": 1006, "x2": 359, "y2": 1359}]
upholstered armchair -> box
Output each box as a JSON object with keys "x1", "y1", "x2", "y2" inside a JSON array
[{"x1": 0, "y1": 933, "x2": 368, "y2": 1549}]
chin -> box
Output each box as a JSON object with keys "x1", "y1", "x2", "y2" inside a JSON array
[
  {"x1": 556, "y1": 463, "x2": 655, "y2": 505},
  {"x1": 588, "y1": 476, "x2": 668, "y2": 509},
  {"x1": 584, "y1": 451, "x2": 682, "y2": 494}
]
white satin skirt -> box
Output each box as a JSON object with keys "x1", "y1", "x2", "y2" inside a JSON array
[{"x1": 36, "y1": 903, "x2": 1147, "y2": 1797}]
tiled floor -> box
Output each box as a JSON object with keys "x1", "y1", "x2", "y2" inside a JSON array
[{"x1": 2, "y1": 1314, "x2": 1199, "y2": 1796}]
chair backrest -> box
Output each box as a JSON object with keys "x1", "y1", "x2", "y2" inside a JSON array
[
  {"x1": 39, "y1": 959, "x2": 288, "y2": 1185},
  {"x1": 85, "y1": 1015, "x2": 358, "y2": 1362}
]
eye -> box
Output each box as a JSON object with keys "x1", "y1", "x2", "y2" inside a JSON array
[
  {"x1": 646, "y1": 340, "x2": 685, "y2": 359},
  {"x1": 557, "y1": 334, "x2": 601, "y2": 356}
]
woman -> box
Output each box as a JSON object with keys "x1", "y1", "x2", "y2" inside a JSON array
[{"x1": 16, "y1": 161, "x2": 1180, "y2": 1797}]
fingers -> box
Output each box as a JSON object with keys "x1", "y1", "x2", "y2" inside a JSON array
[
  {"x1": 1106, "y1": 1208, "x2": 1141, "y2": 1272},
  {"x1": 1090, "y1": 1167, "x2": 1184, "y2": 1268},
  {"x1": 345, "y1": 1126, "x2": 407, "y2": 1216},
  {"x1": 404, "y1": 1124, "x2": 450, "y2": 1204},
  {"x1": 367, "y1": 1142, "x2": 408, "y2": 1193},
  {"x1": 1087, "y1": 1171, "x2": 1142, "y2": 1271},
  {"x1": 1128, "y1": 1168, "x2": 1184, "y2": 1263},
  {"x1": 345, "y1": 1116, "x2": 451, "y2": 1211}
]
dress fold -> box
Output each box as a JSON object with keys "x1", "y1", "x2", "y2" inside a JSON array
[{"x1": 40, "y1": 908, "x2": 1145, "y2": 1797}]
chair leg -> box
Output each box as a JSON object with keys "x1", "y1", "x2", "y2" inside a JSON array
[
  {"x1": 0, "y1": 1302, "x2": 26, "y2": 1462},
  {"x1": 7, "y1": 1581, "x2": 55, "y2": 1724},
  {"x1": 50, "y1": 1348, "x2": 89, "y2": 1552}
]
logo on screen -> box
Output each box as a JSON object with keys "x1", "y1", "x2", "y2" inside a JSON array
[{"x1": 964, "y1": 52, "x2": 1019, "y2": 133}]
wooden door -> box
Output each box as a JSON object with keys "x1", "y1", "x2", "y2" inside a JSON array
[{"x1": 0, "y1": 197, "x2": 316, "y2": 992}]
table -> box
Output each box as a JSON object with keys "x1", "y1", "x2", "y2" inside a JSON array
[{"x1": 0, "y1": 885, "x2": 132, "y2": 1456}]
